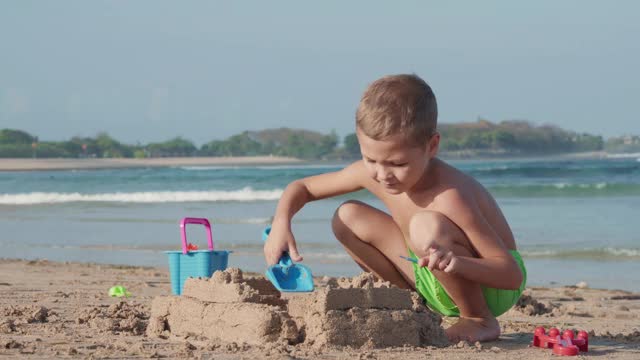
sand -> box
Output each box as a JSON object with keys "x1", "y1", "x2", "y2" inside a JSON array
[
  {"x1": 0, "y1": 156, "x2": 303, "y2": 171},
  {"x1": 0, "y1": 153, "x2": 615, "y2": 172},
  {"x1": 1, "y1": 258, "x2": 640, "y2": 359},
  {"x1": 148, "y1": 270, "x2": 446, "y2": 349}
]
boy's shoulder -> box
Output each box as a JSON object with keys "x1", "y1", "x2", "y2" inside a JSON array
[
  {"x1": 428, "y1": 160, "x2": 494, "y2": 218},
  {"x1": 431, "y1": 159, "x2": 476, "y2": 192},
  {"x1": 414, "y1": 159, "x2": 483, "y2": 212}
]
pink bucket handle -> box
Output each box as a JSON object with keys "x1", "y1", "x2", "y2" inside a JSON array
[{"x1": 180, "y1": 217, "x2": 214, "y2": 254}]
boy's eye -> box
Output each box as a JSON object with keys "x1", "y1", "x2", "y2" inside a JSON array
[{"x1": 391, "y1": 162, "x2": 408, "y2": 167}]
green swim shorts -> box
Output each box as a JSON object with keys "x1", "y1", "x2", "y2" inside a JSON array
[{"x1": 408, "y1": 249, "x2": 527, "y2": 317}]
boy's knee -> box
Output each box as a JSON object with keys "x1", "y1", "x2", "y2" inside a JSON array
[
  {"x1": 408, "y1": 211, "x2": 452, "y2": 255},
  {"x1": 332, "y1": 200, "x2": 366, "y2": 235}
]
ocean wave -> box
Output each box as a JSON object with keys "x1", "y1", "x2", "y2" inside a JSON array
[
  {"x1": 179, "y1": 164, "x2": 343, "y2": 171},
  {"x1": 0, "y1": 187, "x2": 283, "y2": 205},
  {"x1": 472, "y1": 165, "x2": 511, "y2": 171},
  {"x1": 489, "y1": 182, "x2": 640, "y2": 197},
  {"x1": 64, "y1": 216, "x2": 276, "y2": 225},
  {"x1": 465, "y1": 160, "x2": 640, "y2": 178},
  {"x1": 178, "y1": 166, "x2": 244, "y2": 170},
  {"x1": 551, "y1": 182, "x2": 607, "y2": 189},
  {"x1": 520, "y1": 247, "x2": 640, "y2": 259},
  {"x1": 606, "y1": 152, "x2": 640, "y2": 159},
  {"x1": 17, "y1": 241, "x2": 344, "y2": 253}
]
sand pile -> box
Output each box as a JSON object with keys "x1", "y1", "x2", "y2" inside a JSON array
[
  {"x1": 148, "y1": 269, "x2": 447, "y2": 349},
  {"x1": 0, "y1": 305, "x2": 56, "y2": 354},
  {"x1": 76, "y1": 301, "x2": 148, "y2": 335},
  {"x1": 147, "y1": 267, "x2": 298, "y2": 346},
  {"x1": 592, "y1": 330, "x2": 640, "y2": 343},
  {"x1": 0, "y1": 319, "x2": 16, "y2": 334},
  {"x1": 513, "y1": 293, "x2": 554, "y2": 316},
  {"x1": 1, "y1": 305, "x2": 55, "y2": 335},
  {"x1": 287, "y1": 273, "x2": 447, "y2": 348},
  {"x1": 1, "y1": 305, "x2": 52, "y2": 325}
]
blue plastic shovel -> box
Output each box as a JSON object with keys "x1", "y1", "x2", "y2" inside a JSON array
[{"x1": 262, "y1": 226, "x2": 314, "y2": 292}]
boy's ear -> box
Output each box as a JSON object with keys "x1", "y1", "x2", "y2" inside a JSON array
[{"x1": 427, "y1": 132, "x2": 440, "y2": 158}]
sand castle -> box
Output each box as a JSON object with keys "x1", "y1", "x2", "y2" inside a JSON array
[{"x1": 147, "y1": 268, "x2": 447, "y2": 349}]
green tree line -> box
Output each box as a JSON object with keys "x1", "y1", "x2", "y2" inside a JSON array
[
  {"x1": 604, "y1": 135, "x2": 640, "y2": 153},
  {"x1": 437, "y1": 120, "x2": 604, "y2": 155},
  {"x1": 0, "y1": 128, "x2": 339, "y2": 159},
  {"x1": 1, "y1": 120, "x2": 631, "y2": 160}
]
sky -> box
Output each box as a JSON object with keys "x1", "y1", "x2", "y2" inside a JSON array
[{"x1": 1, "y1": 1, "x2": 639, "y2": 146}]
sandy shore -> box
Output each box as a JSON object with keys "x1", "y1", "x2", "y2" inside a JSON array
[
  {"x1": 2, "y1": 151, "x2": 630, "y2": 171},
  {"x1": 0, "y1": 156, "x2": 304, "y2": 171},
  {"x1": 1, "y1": 259, "x2": 639, "y2": 359}
]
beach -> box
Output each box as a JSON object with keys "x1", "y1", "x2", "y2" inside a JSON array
[
  {"x1": 0, "y1": 156, "x2": 303, "y2": 171},
  {"x1": 0, "y1": 152, "x2": 620, "y2": 172},
  {"x1": 0, "y1": 258, "x2": 639, "y2": 359}
]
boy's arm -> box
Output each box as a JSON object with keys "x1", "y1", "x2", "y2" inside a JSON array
[
  {"x1": 264, "y1": 161, "x2": 366, "y2": 265},
  {"x1": 437, "y1": 189, "x2": 524, "y2": 290}
]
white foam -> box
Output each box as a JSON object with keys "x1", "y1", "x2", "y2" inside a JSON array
[
  {"x1": 595, "y1": 182, "x2": 607, "y2": 189},
  {"x1": 606, "y1": 152, "x2": 640, "y2": 159},
  {"x1": 476, "y1": 165, "x2": 510, "y2": 171},
  {"x1": 605, "y1": 247, "x2": 640, "y2": 257},
  {"x1": 520, "y1": 249, "x2": 560, "y2": 257},
  {"x1": 521, "y1": 247, "x2": 640, "y2": 258},
  {"x1": 0, "y1": 187, "x2": 283, "y2": 205},
  {"x1": 215, "y1": 217, "x2": 273, "y2": 225},
  {"x1": 178, "y1": 166, "x2": 243, "y2": 170},
  {"x1": 179, "y1": 164, "x2": 343, "y2": 171},
  {"x1": 552, "y1": 182, "x2": 608, "y2": 190}
]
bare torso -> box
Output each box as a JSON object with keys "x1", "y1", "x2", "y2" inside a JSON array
[{"x1": 362, "y1": 158, "x2": 517, "y2": 251}]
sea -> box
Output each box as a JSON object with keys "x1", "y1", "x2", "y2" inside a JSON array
[{"x1": 1, "y1": 156, "x2": 639, "y2": 291}]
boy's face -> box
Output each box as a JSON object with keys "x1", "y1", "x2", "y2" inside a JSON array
[{"x1": 357, "y1": 129, "x2": 439, "y2": 195}]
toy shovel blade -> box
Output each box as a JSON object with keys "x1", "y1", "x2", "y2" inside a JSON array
[{"x1": 263, "y1": 227, "x2": 314, "y2": 292}]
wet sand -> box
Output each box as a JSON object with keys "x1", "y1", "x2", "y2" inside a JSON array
[{"x1": 1, "y1": 259, "x2": 639, "y2": 359}]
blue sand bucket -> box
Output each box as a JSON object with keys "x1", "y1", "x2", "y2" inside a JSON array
[
  {"x1": 165, "y1": 217, "x2": 231, "y2": 295},
  {"x1": 263, "y1": 226, "x2": 314, "y2": 292}
]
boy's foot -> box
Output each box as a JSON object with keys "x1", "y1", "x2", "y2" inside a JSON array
[{"x1": 445, "y1": 316, "x2": 500, "y2": 343}]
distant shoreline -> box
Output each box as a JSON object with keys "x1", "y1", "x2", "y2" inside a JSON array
[
  {"x1": 0, "y1": 151, "x2": 632, "y2": 172},
  {"x1": 0, "y1": 156, "x2": 304, "y2": 171}
]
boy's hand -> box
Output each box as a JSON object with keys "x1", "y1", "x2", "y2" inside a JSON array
[
  {"x1": 417, "y1": 245, "x2": 459, "y2": 273},
  {"x1": 263, "y1": 226, "x2": 303, "y2": 265}
]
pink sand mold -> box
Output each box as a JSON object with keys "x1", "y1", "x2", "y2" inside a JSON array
[{"x1": 532, "y1": 326, "x2": 589, "y2": 356}]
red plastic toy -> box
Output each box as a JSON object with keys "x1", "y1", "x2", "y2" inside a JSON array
[
  {"x1": 186, "y1": 243, "x2": 198, "y2": 251},
  {"x1": 532, "y1": 327, "x2": 589, "y2": 356}
]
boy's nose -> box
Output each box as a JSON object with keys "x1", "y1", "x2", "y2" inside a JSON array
[{"x1": 376, "y1": 165, "x2": 392, "y2": 180}]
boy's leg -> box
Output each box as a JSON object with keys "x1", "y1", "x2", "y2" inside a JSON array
[
  {"x1": 408, "y1": 211, "x2": 500, "y2": 343},
  {"x1": 332, "y1": 200, "x2": 415, "y2": 289}
]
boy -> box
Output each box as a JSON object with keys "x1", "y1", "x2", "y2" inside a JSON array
[{"x1": 264, "y1": 74, "x2": 526, "y2": 343}]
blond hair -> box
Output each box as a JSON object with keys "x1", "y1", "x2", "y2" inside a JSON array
[{"x1": 356, "y1": 74, "x2": 437, "y2": 146}]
